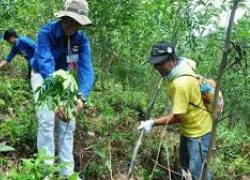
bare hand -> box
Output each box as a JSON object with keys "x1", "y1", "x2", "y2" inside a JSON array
[
  {"x1": 55, "y1": 106, "x2": 68, "y2": 121},
  {"x1": 76, "y1": 98, "x2": 84, "y2": 113}
]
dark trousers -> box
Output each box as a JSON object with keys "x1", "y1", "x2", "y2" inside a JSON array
[{"x1": 179, "y1": 133, "x2": 212, "y2": 180}]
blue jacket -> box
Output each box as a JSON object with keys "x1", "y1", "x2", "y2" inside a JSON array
[
  {"x1": 5, "y1": 36, "x2": 36, "y2": 64},
  {"x1": 30, "y1": 21, "x2": 94, "y2": 99}
]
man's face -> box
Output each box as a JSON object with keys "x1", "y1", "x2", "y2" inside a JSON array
[
  {"x1": 61, "y1": 16, "x2": 82, "y2": 36},
  {"x1": 7, "y1": 37, "x2": 16, "y2": 44},
  {"x1": 154, "y1": 59, "x2": 176, "y2": 76}
]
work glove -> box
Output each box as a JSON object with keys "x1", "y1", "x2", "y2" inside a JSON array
[{"x1": 137, "y1": 119, "x2": 154, "y2": 133}]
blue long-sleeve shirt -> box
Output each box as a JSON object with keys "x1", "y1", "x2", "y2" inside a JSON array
[
  {"x1": 30, "y1": 21, "x2": 94, "y2": 99},
  {"x1": 5, "y1": 36, "x2": 36, "y2": 64}
]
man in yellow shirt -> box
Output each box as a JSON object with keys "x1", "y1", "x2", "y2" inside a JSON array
[{"x1": 138, "y1": 42, "x2": 212, "y2": 179}]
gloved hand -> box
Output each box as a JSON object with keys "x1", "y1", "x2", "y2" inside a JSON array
[{"x1": 137, "y1": 119, "x2": 154, "y2": 133}]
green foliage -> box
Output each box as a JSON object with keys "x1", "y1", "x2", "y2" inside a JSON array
[
  {"x1": 0, "y1": 75, "x2": 36, "y2": 146},
  {"x1": 0, "y1": 0, "x2": 249, "y2": 179},
  {"x1": 0, "y1": 98, "x2": 6, "y2": 109},
  {"x1": 0, "y1": 0, "x2": 62, "y2": 36},
  {"x1": 0, "y1": 142, "x2": 15, "y2": 152},
  {"x1": 5, "y1": 151, "x2": 73, "y2": 180},
  {"x1": 36, "y1": 70, "x2": 78, "y2": 120},
  {"x1": 213, "y1": 123, "x2": 250, "y2": 178}
]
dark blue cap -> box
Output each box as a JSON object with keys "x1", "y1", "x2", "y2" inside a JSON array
[{"x1": 149, "y1": 42, "x2": 176, "y2": 64}]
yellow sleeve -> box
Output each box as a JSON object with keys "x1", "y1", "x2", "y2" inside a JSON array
[{"x1": 169, "y1": 82, "x2": 189, "y2": 115}]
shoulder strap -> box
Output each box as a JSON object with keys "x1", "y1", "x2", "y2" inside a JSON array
[
  {"x1": 176, "y1": 74, "x2": 199, "y2": 79},
  {"x1": 189, "y1": 102, "x2": 210, "y2": 113},
  {"x1": 176, "y1": 74, "x2": 210, "y2": 113}
]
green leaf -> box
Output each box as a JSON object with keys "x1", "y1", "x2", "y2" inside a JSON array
[
  {"x1": 0, "y1": 142, "x2": 15, "y2": 152},
  {"x1": 0, "y1": 98, "x2": 6, "y2": 107},
  {"x1": 69, "y1": 173, "x2": 79, "y2": 180}
]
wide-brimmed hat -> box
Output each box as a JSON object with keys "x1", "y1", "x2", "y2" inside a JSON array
[{"x1": 54, "y1": 0, "x2": 92, "y2": 26}]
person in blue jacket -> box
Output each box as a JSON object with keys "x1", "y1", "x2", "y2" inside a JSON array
[
  {"x1": 30, "y1": 0, "x2": 94, "y2": 178},
  {"x1": 0, "y1": 29, "x2": 36, "y2": 78}
]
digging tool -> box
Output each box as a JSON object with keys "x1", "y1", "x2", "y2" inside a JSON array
[{"x1": 127, "y1": 77, "x2": 164, "y2": 179}]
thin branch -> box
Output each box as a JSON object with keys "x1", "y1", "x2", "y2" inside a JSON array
[
  {"x1": 225, "y1": 59, "x2": 239, "y2": 71},
  {"x1": 150, "y1": 100, "x2": 172, "y2": 179},
  {"x1": 149, "y1": 126, "x2": 171, "y2": 179},
  {"x1": 150, "y1": 159, "x2": 183, "y2": 177},
  {"x1": 109, "y1": 141, "x2": 113, "y2": 180},
  {"x1": 201, "y1": 1, "x2": 240, "y2": 179},
  {"x1": 80, "y1": 155, "x2": 95, "y2": 174},
  {"x1": 217, "y1": 114, "x2": 232, "y2": 123}
]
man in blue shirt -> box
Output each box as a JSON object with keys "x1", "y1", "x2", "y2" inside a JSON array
[
  {"x1": 30, "y1": 0, "x2": 94, "y2": 178},
  {"x1": 0, "y1": 29, "x2": 36, "y2": 78}
]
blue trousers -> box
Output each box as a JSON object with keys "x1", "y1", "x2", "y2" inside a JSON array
[{"x1": 179, "y1": 133, "x2": 212, "y2": 180}]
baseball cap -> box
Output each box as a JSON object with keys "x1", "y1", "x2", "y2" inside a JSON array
[{"x1": 149, "y1": 42, "x2": 176, "y2": 64}]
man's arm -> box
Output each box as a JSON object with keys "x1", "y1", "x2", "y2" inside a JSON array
[
  {"x1": 153, "y1": 81, "x2": 189, "y2": 126},
  {"x1": 35, "y1": 30, "x2": 55, "y2": 78},
  {"x1": 138, "y1": 81, "x2": 189, "y2": 132},
  {"x1": 23, "y1": 36, "x2": 36, "y2": 51},
  {"x1": 77, "y1": 34, "x2": 94, "y2": 100},
  {"x1": 5, "y1": 47, "x2": 17, "y2": 63},
  {"x1": 0, "y1": 47, "x2": 17, "y2": 69},
  {"x1": 138, "y1": 113, "x2": 184, "y2": 133},
  {"x1": 154, "y1": 113, "x2": 184, "y2": 126}
]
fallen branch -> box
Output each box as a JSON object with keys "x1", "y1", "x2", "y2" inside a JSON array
[{"x1": 150, "y1": 158, "x2": 184, "y2": 178}]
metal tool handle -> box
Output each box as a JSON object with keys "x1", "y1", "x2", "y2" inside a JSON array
[
  {"x1": 127, "y1": 129, "x2": 145, "y2": 179},
  {"x1": 127, "y1": 77, "x2": 163, "y2": 179}
]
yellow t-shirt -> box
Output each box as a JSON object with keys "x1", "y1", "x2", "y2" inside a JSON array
[{"x1": 165, "y1": 75, "x2": 213, "y2": 138}]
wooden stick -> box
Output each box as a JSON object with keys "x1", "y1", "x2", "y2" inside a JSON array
[
  {"x1": 150, "y1": 126, "x2": 171, "y2": 179},
  {"x1": 150, "y1": 158, "x2": 184, "y2": 177},
  {"x1": 109, "y1": 141, "x2": 114, "y2": 180},
  {"x1": 200, "y1": 1, "x2": 240, "y2": 179}
]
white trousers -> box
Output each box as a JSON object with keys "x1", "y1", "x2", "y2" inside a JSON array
[{"x1": 31, "y1": 70, "x2": 75, "y2": 177}]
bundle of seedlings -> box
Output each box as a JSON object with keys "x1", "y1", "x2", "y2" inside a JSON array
[{"x1": 36, "y1": 69, "x2": 78, "y2": 120}]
